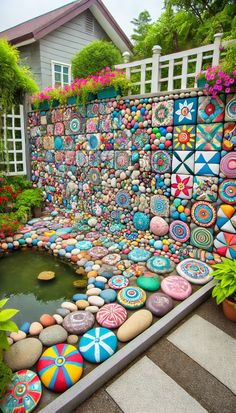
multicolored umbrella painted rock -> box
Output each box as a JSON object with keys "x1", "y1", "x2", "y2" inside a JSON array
[{"x1": 37, "y1": 344, "x2": 83, "y2": 392}]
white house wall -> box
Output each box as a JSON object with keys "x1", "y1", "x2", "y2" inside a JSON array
[{"x1": 39, "y1": 10, "x2": 109, "y2": 88}]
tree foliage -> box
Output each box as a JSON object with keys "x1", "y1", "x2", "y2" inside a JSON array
[
  {"x1": 71, "y1": 40, "x2": 122, "y2": 79},
  {"x1": 131, "y1": 11, "x2": 152, "y2": 43},
  {"x1": 131, "y1": 1, "x2": 236, "y2": 59}
]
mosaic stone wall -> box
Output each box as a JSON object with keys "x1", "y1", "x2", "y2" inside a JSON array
[{"x1": 28, "y1": 93, "x2": 236, "y2": 259}]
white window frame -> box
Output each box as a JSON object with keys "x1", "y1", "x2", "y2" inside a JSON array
[
  {"x1": 51, "y1": 60, "x2": 71, "y2": 87},
  {"x1": 0, "y1": 105, "x2": 26, "y2": 175}
]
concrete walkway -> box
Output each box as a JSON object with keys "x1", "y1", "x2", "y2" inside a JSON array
[{"x1": 75, "y1": 298, "x2": 236, "y2": 413}]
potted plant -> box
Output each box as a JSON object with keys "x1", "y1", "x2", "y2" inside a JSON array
[
  {"x1": 15, "y1": 188, "x2": 44, "y2": 218},
  {"x1": 196, "y1": 44, "x2": 236, "y2": 96},
  {"x1": 211, "y1": 257, "x2": 236, "y2": 322}
]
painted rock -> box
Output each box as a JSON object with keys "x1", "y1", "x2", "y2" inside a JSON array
[
  {"x1": 86, "y1": 288, "x2": 101, "y2": 296},
  {"x1": 0, "y1": 369, "x2": 42, "y2": 413},
  {"x1": 39, "y1": 314, "x2": 56, "y2": 327},
  {"x1": 145, "y1": 292, "x2": 174, "y2": 316},
  {"x1": 4, "y1": 338, "x2": 43, "y2": 371},
  {"x1": 150, "y1": 217, "x2": 169, "y2": 236},
  {"x1": 72, "y1": 293, "x2": 88, "y2": 302},
  {"x1": 96, "y1": 304, "x2": 127, "y2": 329},
  {"x1": 29, "y1": 322, "x2": 43, "y2": 336},
  {"x1": 39, "y1": 325, "x2": 68, "y2": 346},
  {"x1": 37, "y1": 344, "x2": 83, "y2": 392},
  {"x1": 161, "y1": 275, "x2": 192, "y2": 300},
  {"x1": 76, "y1": 300, "x2": 89, "y2": 310},
  {"x1": 108, "y1": 275, "x2": 129, "y2": 290},
  {"x1": 62, "y1": 311, "x2": 95, "y2": 334},
  {"x1": 79, "y1": 327, "x2": 117, "y2": 363},
  {"x1": 100, "y1": 289, "x2": 117, "y2": 303},
  {"x1": 176, "y1": 258, "x2": 213, "y2": 284},
  {"x1": 137, "y1": 276, "x2": 161, "y2": 291},
  {"x1": 85, "y1": 306, "x2": 99, "y2": 313},
  {"x1": 20, "y1": 322, "x2": 30, "y2": 334},
  {"x1": 87, "y1": 296, "x2": 105, "y2": 307},
  {"x1": 37, "y1": 271, "x2": 55, "y2": 280},
  {"x1": 147, "y1": 256, "x2": 175, "y2": 274},
  {"x1": 117, "y1": 287, "x2": 146, "y2": 309},
  {"x1": 117, "y1": 309, "x2": 153, "y2": 342},
  {"x1": 128, "y1": 248, "x2": 151, "y2": 262}
]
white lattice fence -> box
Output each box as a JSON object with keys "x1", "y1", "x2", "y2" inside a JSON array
[
  {"x1": 116, "y1": 33, "x2": 235, "y2": 95},
  {"x1": 0, "y1": 105, "x2": 27, "y2": 175}
]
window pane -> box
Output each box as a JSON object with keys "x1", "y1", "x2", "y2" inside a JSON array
[
  {"x1": 8, "y1": 153, "x2": 15, "y2": 161},
  {"x1": 7, "y1": 141, "x2": 14, "y2": 150},
  {"x1": 7, "y1": 129, "x2": 13, "y2": 139},
  {"x1": 15, "y1": 130, "x2": 21, "y2": 139},
  {"x1": 6, "y1": 117, "x2": 12, "y2": 127},
  {"x1": 14, "y1": 105, "x2": 20, "y2": 115},
  {"x1": 63, "y1": 74, "x2": 69, "y2": 83},
  {"x1": 16, "y1": 153, "x2": 23, "y2": 161},
  {"x1": 15, "y1": 118, "x2": 21, "y2": 127},
  {"x1": 17, "y1": 164, "x2": 24, "y2": 172},
  {"x1": 55, "y1": 82, "x2": 61, "y2": 88},
  {"x1": 54, "y1": 64, "x2": 61, "y2": 72},
  {"x1": 9, "y1": 164, "x2": 15, "y2": 172},
  {"x1": 63, "y1": 66, "x2": 69, "y2": 74},
  {"x1": 55, "y1": 72, "x2": 61, "y2": 82},
  {"x1": 16, "y1": 142, "x2": 22, "y2": 150}
]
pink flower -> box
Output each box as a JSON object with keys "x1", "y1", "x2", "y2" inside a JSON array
[{"x1": 225, "y1": 88, "x2": 231, "y2": 93}]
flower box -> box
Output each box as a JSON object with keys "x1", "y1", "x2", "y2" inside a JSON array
[
  {"x1": 39, "y1": 101, "x2": 49, "y2": 110},
  {"x1": 97, "y1": 87, "x2": 120, "y2": 100},
  {"x1": 88, "y1": 93, "x2": 97, "y2": 101},
  {"x1": 197, "y1": 79, "x2": 207, "y2": 89},
  {"x1": 52, "y1": 99, "x2": 60, "y2": 108},
  {"x1": 67, "y1": 96, "x2": 77, "y2": 105}
]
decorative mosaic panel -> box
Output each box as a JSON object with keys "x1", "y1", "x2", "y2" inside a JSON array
[{"x1": 29, "y1": 93, "x2": 236, "y2": 256}]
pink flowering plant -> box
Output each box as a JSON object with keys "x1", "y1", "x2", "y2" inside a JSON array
[
  {"x1": 196, "y1": 44, "x2": 236, "y2": 98},
  {"x1": 196, "y1": 66, "x2": 236, "y2": 98},
  {"x1": 31, "y1": 68, "x2": 131, "y2": 108}
]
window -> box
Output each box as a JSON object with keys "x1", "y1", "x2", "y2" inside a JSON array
[
  {"x1": 52, "y1": 61, "x2": 71, "y2": 87},
  {"x1": 0, "y1": 105, "x2": 26, "y2": 175}
]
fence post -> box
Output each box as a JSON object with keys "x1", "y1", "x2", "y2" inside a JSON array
[
  {"x1": 151, "y1": 45, "x2": 162, "y2": 93},
  {"x1": 212, "y1": 33, "x2": 223, "y2": 66},
  {"x1": 122, "y1": 51, "x2": 131, "y2": 64}
]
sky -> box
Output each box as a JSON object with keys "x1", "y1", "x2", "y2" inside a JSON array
[{"x1": 0, "y1": 0, "x2": 164, "y2": 38}]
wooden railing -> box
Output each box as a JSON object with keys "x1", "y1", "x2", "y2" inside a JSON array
[{"x1": 116, "y1": 34, "x2": 236, "y2": 95}]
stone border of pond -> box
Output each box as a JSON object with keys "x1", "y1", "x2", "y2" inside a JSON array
[{"x1": 39, "y1": 279, "x2": 216, "y2": 413}]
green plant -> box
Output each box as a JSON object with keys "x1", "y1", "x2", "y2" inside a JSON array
[
  {"x1": 15, "y1": 188, "x2": 44, "y2": 210},
  {"x1": 0, "y1": 358, "x2": 12, "y2": 398},
  {"x1": 16, "y1": 205, "x2": 31, "y2": 223},
  {"x1": 71, "y1": 40, "x2": 122, "y2": 78},
  {"x1": 211, "y1": 258, "x2": 236, "y2": 305},
  {"x1": 2, "y1": 175, "x2": 32, "y2": 192},
  {"x1": 0, "y1": 298, "x2": 19, "y2": 352}
]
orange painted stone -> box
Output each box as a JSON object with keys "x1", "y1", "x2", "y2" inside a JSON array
[{"x1": 40, "y1": 314, "x2": 56, "y2": 327}]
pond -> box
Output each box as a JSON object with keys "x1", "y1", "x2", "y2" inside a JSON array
[{"x1": 0, "y1": 249, "x2": 81, "y2": 324}]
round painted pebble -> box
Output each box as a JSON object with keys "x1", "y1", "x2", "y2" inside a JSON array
[
  {"x1": 96, "y1": 304, "x2": 127, "y2": 329},
  {"x1": 137, "y1": 276, "x2": 160, "y2": 292},
  {"x1": 100, "y1": 289, "x2": 117, "y2": 303},
  {"x1": 0, "y1": 369, "x2": 42, "y2": 413},
  {"x1": 62, "y1": 311, "x2": 95, "y2": 334},
  {"x1": 145, "y1": 293, "x2": 174, "y2": 316},
  {"x1": 37, "y1": 344, "x2": 83, "y2": 392},
  {"x1": 79, "y1": 327, "x2": 117, "y2": 363},
  {"x1": 161, "y1": 275, "x2": 192, "y2": 300},
  {"x1": 108, "y1": 275, "x2": 129, "y2": 290},
  {"x1": 176, "y1": 258, "x2": 213, "y2": 284},
  {"x1": 117, "y1": 287, "x2": 146, "y2": 309},
  {"x1": 128, "y1": 248, "x2": 151, "y2": 262},
  {"x1": 147, "y1": 256, "x2": 175, "y2": 274}
]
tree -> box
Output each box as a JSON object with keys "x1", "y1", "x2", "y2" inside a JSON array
[
  {"x1": 71, "y1": 40, "x2": 122, "y2": 79},
  {"x1": 131, "y1": 11, "x2": 152, "y2": 43}
]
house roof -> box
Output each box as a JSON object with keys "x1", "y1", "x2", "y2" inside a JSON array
[{"x1": 0, "y1": 0, "x2": 133, "y2": 53}]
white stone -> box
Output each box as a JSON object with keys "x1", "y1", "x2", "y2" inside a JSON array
[
  {"x1": 61, "y1": 301, "x2": 77, "y2": 311},
  {"x1": 86, "y1": 288, "x2": 101, "y2": 296},
  {"x1": 88, "y1": 296, "x2": 104, "y2": 307},
  {"x1": 85, "y1": 306, "x2": 99, "y2": 313},
  {"x1": 53, "y1": 314, "x2": 63, "y2": 324},
  {"x1": 10, "y1": 330, "x2": 26, "y2": 342}
]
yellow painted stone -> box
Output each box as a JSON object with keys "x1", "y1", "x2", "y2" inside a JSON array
[
  {"x1": 177, "y1": 205, "x2": 184, "y2": 213},
  {"x1": 44, "y1": 231, "x2": 56, "y2": 237},
  {"x1": 117, "y1": 310, "x2": 153, "y2": 342},
  {"x1": 38, "y1": 271, "x2": 55, "y2": 280}
]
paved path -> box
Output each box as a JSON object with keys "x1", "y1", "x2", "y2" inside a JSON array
[{"x1": 75, "y1": 298, "x2": 236, "y2": 413}]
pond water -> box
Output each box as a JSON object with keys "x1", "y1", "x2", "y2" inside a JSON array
[{"x1": 0, "y1": 249, "x2": 82, "y2": 325}]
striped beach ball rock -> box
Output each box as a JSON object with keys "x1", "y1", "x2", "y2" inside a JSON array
[
  {"x1": 96, "y1": 303, "x2": 127, "y2": 329},
  {"x1": 36, "y1": 344, "x2": 83, "y2": 392},
  {"x1": 79, "y1": 327, "x2": 117, "y2": 363}
]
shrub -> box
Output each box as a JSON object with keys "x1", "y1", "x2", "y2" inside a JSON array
[
  {"x1": 71, "y1": 40, "x2": 122, "y2": 78},
  {"x1": 15, "y1": 188, "x2": 44, "y2": 210},
  {"x1": 0, "y1": 214, "x2": 21, "y2": 238}
]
